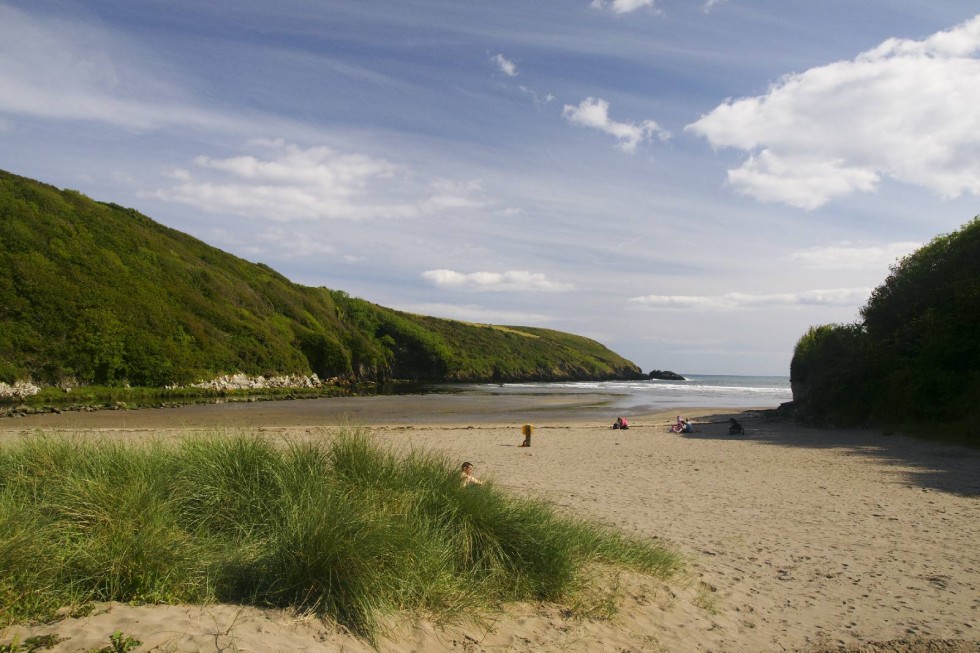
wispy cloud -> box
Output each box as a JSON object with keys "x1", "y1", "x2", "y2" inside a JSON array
[
  {"x1": 422, "y1": 269, "x2": 575, "y2": 292},
  {"x1": 590, "y1": 0, "x2": 655, "y2": 14},
  {"x1": 628, "y1": 288, "x2": 872, "y2": 310},
  {"x1": 519, "y1": 85, "x2": 555, "y2": 107},
  {"x1": 0, "y1": 5, "x2": 233, "y2": 131},
  {"x1": 788, "y1": 241, "x2": 920, "y2": 271},
  {"x1": 492, "y1": 53, "x2": 518, "y2": 77},
  {"x1": 146, "y1": 140, "x2": 486, "y2": 221},
  {"x1": 394, "y1": 302, "x2": 553, "y2": 325},
  {"x1": 563, "y1": 97, "x2": 668, "y2": 153},
  {"x1": 186, "y1": 225, "x2": 340, "y2": 260},
  {"x1": 686, "y1": 14, "x2": 980, "y2": 209},
  {"x1": 251, "y1": 228, "x2": 337, "y2": 258}
]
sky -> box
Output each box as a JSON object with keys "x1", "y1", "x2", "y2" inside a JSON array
[{"x1": 2, "y1": 0, "x2": 979, "y2": 376}]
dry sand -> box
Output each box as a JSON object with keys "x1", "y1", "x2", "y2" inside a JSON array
[{"x1": 2, "y1": 396, "x2": 978, "y2": 652}]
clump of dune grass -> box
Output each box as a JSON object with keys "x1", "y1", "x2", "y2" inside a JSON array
[{"x1": 0, "y1": 428, "x2": 681, "y2": 638}]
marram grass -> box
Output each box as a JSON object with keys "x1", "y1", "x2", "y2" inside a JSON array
[{"x1": 0, "y1": 429, "x2": 681, "y2": 637}]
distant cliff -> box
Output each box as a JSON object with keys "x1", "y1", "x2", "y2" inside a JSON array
[{"x1": 0, "y1": 169, "x2": 641, "y2": 389}]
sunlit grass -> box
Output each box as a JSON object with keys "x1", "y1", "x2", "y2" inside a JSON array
[{"x1": 0, "y1": 428, "x2": 681, "y2": 638}]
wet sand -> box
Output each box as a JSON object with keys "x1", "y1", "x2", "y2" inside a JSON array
[{"x1": 0, "y1": 390, "x2": 636, "y2": 429}]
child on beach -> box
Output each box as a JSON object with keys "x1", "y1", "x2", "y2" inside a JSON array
[
  {"x1": 612, "y1": 416, "x2": 629, "y2": 429},
  {"x1": 520, "y1": 423, "x2": 533, "y2": 447},
  {"x1": 461, "y1": 462, "x2": 483, "y2": 487}
]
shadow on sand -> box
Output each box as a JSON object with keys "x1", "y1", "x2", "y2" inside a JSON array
[{"x1": 680, "y1": 411, "x2": 980, "y2": 498}]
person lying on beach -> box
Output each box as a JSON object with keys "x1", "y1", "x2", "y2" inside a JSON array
[
  {"x1": 612, "y1": 416, "x2": 629, "y2": 429},
  {"x1": 728, "y1": 418, "x2": 745, "y2": 435},
  {"x1": 461, "y1": 462, "x2": 483, "y2": 487}
]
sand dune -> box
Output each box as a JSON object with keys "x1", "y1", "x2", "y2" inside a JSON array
[{"x1": 2, "y1": 402, "x2": 978, "y2": 652}]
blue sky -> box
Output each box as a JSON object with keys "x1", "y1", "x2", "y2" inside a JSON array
[{"x1": 2, "y1": 0, "x2": 978, "y2": 375}]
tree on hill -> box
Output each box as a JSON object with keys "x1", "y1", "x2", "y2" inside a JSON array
[{"x1": 790, "y1": 216, "x2": 980, "y2": 432}]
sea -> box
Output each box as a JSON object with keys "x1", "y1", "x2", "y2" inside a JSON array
[{"x1": 441, "y1": 375, "x2": 793, "y2": 415}]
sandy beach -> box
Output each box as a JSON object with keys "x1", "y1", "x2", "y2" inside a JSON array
[{"x1": 2, "y1": 396, "x2": 978, "y2": 652}]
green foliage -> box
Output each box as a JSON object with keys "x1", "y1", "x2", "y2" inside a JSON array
[
  {"x1": 0, "y1": 430, "x2": 680, "y2": 638},
  {"x1": 790, "y1": 324, "x2": 873, "y2": 425},
  {"x1": 0, "y1": 170, "x2": 639, "y2": 391},
  {"x1": 329, "y1": 294, "x2": 642, "y2": 382},
  {"x1": 92, "y1": 631, "x2": 142, "y2": 653},
  {"x1": 791, "y1": 216, "x2": 980, "y2": 433},
  {"x1": 0, "y1": 633, "x2": 68, "y2": 653}
]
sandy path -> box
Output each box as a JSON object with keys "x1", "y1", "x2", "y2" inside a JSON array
[{"x1": 2, "y1": 404, "x2": 978, "y2": 652}]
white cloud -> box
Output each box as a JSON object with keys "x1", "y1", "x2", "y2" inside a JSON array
[
  {"x1": 563, "y1": 97, "x2": 669, "y2": 153},
  {"x1": 492, "y1": 53, "x2": 518, "y2": 77},
  {"x1": 0, "y1": 5, "x2": 232, "y2": 131},
  {"x1": 146, "y1": 140, "x2": 486, "y2": 221},
  {"x1": 422, "y1": 269, "x2": 575, "y2": 292},
  {"x1": 788, "y1": 241, "x2": 920, "y2": 271},
  {"x1": 395, "y1": 303, "x2": 553, "y2": 325},
  {"x1": 591, "y1": 0, "x2": 655, "y2": 14},
  {"x1": 686, "y1": 14, "x2": 980, "y2": 208},
  {"x1": 628, "y1": 288, "x2": 872, "y2": 310}
]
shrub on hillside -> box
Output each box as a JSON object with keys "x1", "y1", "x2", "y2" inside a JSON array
[{"x1": 790, "y1": 216, "x2": 980, "y2": 431}]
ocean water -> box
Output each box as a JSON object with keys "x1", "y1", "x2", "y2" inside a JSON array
[{"x1": 457, "y1": 374, "x2": 792, "y2": 414}]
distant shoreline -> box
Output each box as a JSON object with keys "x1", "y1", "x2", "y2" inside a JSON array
[{"x1": 0, "y1": 389, "x2": 750, "y2": 432}]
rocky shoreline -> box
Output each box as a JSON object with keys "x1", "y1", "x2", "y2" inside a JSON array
[{"x1": 0, "y1": 373, "x2": 337, "y2": 419}]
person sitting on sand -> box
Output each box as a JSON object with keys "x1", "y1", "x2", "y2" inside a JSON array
[
  {"x1": 670, "y1": 416, "x2": 685, "y2": 433},
  {"x1": 520, "y1": 423, "x2": 533, "y2": 447},
  {"x1": 728, "y1": 418, "x2": 745, "y2": 435},
  {"x1": 682, "y1": 418, "x2": 695, "y2": 433},
  {"x1": 461, "y1": 462, "x2": 483, "y2": 487},
  {"x1": 612, "y1": 416, "x2": 629, "y2": 430}
]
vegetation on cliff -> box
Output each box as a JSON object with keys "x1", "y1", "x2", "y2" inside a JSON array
[
  {"x1": 790, "y1": 216, "x2": 980, "y2": 435},
  {"x1": 0, "y1": 170, "x2": 640, "y2": 390}
]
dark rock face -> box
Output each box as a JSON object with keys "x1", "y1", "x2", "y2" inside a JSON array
[{"x1": 647, "y1": 370, "x2": 686, "y2": 381}]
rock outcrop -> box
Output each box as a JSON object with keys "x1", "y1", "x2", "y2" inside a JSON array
[
  {"x1": 647, "y1": 370, "x2": 686, "y2": 381},
  {"x1": 188, "y1": 373, "x2": 327, "y2": 392},
  {"x1": 0, "y1": 381, "x2": 40, "y2": 401}
]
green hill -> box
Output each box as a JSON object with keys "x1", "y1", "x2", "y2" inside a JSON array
[
  {"x1": 790, "y1": 216, "x2": 980, "y2": 435},
  {"x1": 0, "y1": 169, "x2": 641, "y2": 390}
]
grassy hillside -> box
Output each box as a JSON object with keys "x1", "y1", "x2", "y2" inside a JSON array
[
  {"x1": 790, "y1": 216, "x2": 980, "y2": 436},
  {"x1": 0, "y1": 170, "x2": 641, "y2": 389}
]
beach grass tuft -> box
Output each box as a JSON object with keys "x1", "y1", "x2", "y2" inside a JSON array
[{"x1": 0, "y1": 428, "x2": 681, "y2": 637}]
